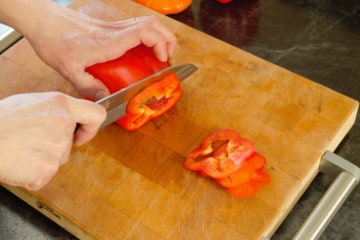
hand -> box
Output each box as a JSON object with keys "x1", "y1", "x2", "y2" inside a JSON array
[
  {"x1": 0, "y1": 92, "x2": 106, "y2": 191},
  {"x1": 21, "y1": 1, "x2": 177, "y2": 100}
]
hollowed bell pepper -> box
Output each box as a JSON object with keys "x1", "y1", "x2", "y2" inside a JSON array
[
  {"x1": 86, "y1": 44, "x2": 182, "y2": 130},
  {"x1": 86, "y1": 45, "x2": 170, "y2": 93},
  {"x1": 184, "y1": 129, "x2": 255, "y2": 178},
  {"x1": 118, "y1": 73, "x2": 182, "y2": 130}
]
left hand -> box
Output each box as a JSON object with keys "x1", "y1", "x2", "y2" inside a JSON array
[{"x1": 20, "y1": 1, "x2": 177, "y2": 100}]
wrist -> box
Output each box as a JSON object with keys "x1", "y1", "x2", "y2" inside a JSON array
[{"x1": 0, "y1": 0, "x2": 61, "y2": 39}]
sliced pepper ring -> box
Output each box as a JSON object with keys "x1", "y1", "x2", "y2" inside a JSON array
[
  {"x1": 117, "y1": 73, "x2": 182, "y2": 131},
  {"x1": 184, "y1": 129, "x2": 255, "y2": 178},
  {"x1": 216, "y1": 152, "x2": 270, "y2": 188},
  {"x1": 226, "y1": 183, "x2": 259, "y2": 198}
]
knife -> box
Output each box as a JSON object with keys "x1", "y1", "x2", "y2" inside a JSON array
[{"x1": 95, "y1": 63, "x2": 198, "y2": 129}]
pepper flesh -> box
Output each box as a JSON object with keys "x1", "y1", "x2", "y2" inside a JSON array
[
  {"x1": 184, "y1": 129, "x2": 271, "y2": 198},
  {"x1": 217, "y1": 152, "x2": 270, "y2": 198},
  {"x1": 117, "y1": 73, "x2": 182, "y2": 130},
  {"x1": 85, "y1": 45, "x2": 182, "y2": 130},
  {"x1": 184, "y1": 129, "x2": 254, "y2": 178}
]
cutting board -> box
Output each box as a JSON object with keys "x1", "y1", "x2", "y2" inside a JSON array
[{"x1": 1, "y1": 0, "x2": 358, "y2": 239}]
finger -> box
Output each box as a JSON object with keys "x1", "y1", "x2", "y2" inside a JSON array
[
  {"x1": 59, "y1": 140, "x2": 73, "y2": 166},
  {"x1": 144, "y1": 16, "x2": 177, "y2": 55},
  {"x1": 167, "y1": 40, "x2": 177, "y2": 59},
  {"x1": 151, "y1": 42, "x2": 168, "y2": 62},
  {"x1": 139, "y1": 16, "x2": 177, "y2": 61},
  {"x1": 119, "y1": 26, "x2": 169, "y2": 62},
  {"x1": 25, "y1": 160, "x2": 60, "y2": 191},
  {"x1": 107, "y1": 16, "x2": 176, "y2": 62},
  {"x1": 25, "y1": 183, "x2": 43, "y2": 191},
  {"x1": 68, "y1": 67, "x2": 110, "y2": 100},
  {"x1": 145, "y1": 16, "x2": 176, "y2": 42},
  {"x1": 68, "y1": 98, "x2": 106, "y2": 146}
]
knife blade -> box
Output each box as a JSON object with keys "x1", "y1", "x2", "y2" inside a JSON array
[{"x1": 96, "y1": 63, "x2": 198, "y2": 129}]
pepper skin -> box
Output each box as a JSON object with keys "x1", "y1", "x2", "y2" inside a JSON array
[
  {"x1": 86, "y1": 45, "x2": 182, "y2": 130},
  {"x1": 184, "y1": 129, "x2": 255, "y2": 178},
  {"x1": 217, "y1": 152, "x2": 271, "y2": 198},
  {"x1": 117, "y1": 73, "x2": 182, "y2": 130},
  {"x1": 184, "y1": 129, "x2": 271, "y2": 198}
]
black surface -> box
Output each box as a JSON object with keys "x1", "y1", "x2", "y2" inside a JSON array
[{"x1": 0, "y1": 0, "x2": 359, "y2": 239}]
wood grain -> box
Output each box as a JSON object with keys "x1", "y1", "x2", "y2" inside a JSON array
[{"x1": 1, "y1": 0, "x2": 358, "y2": 239}]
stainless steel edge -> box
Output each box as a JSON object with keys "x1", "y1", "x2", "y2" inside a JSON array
[
  {"x1": 97, "y1": 63, "x2": 198, "y2": 129},
  {"x1": 291, "y1": 151, "x2": 360, "y2": 240},
  {"x1": 0, "y1": 26, "x2": 22, "y2": 54},
  {"x1": 98, "y1": 102, "x2": 127, "y2": 129}
]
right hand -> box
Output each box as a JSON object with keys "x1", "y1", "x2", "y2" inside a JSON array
[{"x1": 0, "y1": 92, "x2": 106, "y2": 191}]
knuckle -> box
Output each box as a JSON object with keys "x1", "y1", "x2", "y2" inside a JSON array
[
  {"x1": 46, "y1": 91, "x2": 68, "y2": 105},
  {"x1": 27, "y1": 159, "x2": 60, "y2": 190},
  {"x1": 44, "y1": 160, "x2": 60, "y2": 175}
]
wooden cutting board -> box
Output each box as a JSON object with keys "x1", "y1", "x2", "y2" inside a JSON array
[{"x1": 1, "y1": 0, "x2": 358, "y2": 239}]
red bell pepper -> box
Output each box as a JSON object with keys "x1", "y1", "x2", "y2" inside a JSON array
[
  {"x1": 217, "y1": 152, "x2": 270, "y2": 198},
  {"x1": 117, "y1": 73, "x2": 182, "y2": 130},
  {"x1": 184, "y1": 129, "x2": 270, "y2": 198},
  {"x1": 86, "y1": 45, "x2": 170, "y2": 93},
  {"x1": 86, "y1": 45, "x2": 182, "y2": 130},
  {"x1": 184, "y1": 129, "x2": 255, "y2": 178},
  {"x1": 216, "y1": 0, "x2": 232, "y2": 3}
]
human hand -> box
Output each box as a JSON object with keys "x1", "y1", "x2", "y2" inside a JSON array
[
  {"x1": 20, "y1": 1, "x2": 177, "y2": 100},
  {"x1": 0, "y1": 92, "x2": 106, "y2": 191}
]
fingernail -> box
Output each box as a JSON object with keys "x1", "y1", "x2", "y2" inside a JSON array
[
  {"x1": 95, "y1": 90, "x2": 108, "y2": 100},
  {"x1": 160, "y1": 53, "x2": 167, "y2": 62}
]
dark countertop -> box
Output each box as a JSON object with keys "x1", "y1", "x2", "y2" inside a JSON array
[{"x1": 0, "y1": 0, "x2": 359, "y2": 239}]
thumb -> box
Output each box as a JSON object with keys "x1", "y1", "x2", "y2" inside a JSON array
[
  {"x1": 69, "y1": 97, "x2": 107, "y2": 146},
  {"x1": 70, "y1": 70, "x2": 110, "y2": 101}
]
